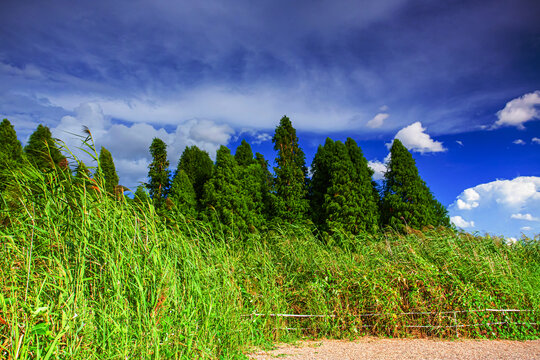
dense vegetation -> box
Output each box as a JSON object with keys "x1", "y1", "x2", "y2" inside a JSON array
[{"x1": 0, "y1": 117, "x2": 539, "y2": 358}]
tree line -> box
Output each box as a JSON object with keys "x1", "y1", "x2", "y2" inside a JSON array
[{"x1": 0, "y1": 116, "x2": 450, "y2": 235}]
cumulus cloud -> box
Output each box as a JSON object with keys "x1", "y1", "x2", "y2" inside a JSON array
[
  {"x1": 390, "y1": 122, "x2": 446, "y2": 154},
  {"x1": 450, "y1": 216, "x2": 475, "y2": 228},
  {"x1": 494, "y1": 90, "x2": 540, "y2": 129},
  {"x1": 513, "y1": 139, "x2": 525, "y2": 145},
  {"x1": 366, "y1": 113, "x2": 389, "y2": 128},
  {"x1": 53, "y1": 102, "x2": 234, "y2": 191},
  {"x1": 449, "y1": 176, "x2": 540, "y2": 238},
  {"x1": 455, "y1": 188, "x2": 481, "y2": 210},
  {"x1": 510, "y1": 213, "x2": 539, "y2": 221},
  {"x1": 368, "y1": 160, "x2": 387, "y2": 181},
  {"x1": 532, "y1": 137, "x2": 540, "y2": 144}
]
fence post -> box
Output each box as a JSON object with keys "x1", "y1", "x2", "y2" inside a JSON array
[{"x1": 453, "y1": 311, "x2": 459, "y2": 338}]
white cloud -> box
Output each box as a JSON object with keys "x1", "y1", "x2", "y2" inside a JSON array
[
  {"x1": 456, "y1": 140, "x2": 463, "y2": 146},
  {"x1": 390, "y1": 122, "x2": 446, "y2": 153},
  {"x1": 455, "y1": 188, "x2": 480, "y2": 210},
  {"x1": 510, "y1": 213, "x2": 539, "y2": 221},
  {"x1": 366, "y1": 113, "x2": 389, "y2": 128},
  {"x1": 47, "y1": 86, "x2": 365, "y2": 134},
  {"x1": 368, "y1": 160, "x2": 387, "y2": 181},
  {"x1": 513, "y1": 139, "x2": 525, "y2": 145},
  {"x1": 494, "y1": 90, "x2": 540, "y2": 129},
  {"x1": 532, "y1": 137, "x2": 540, "y2": 144},
  {"x1": 450, "y1": 216, "x2": 475, "y2": 228},
  {"x1": 521, "y1": 226, "x2": 532, "y2": 231},
  {"x1": 449, "y1": 176, "x2": 540, "y2": 238},
  {"x1": 53, "y1": 102, "x2": 234, "y2": 191}
]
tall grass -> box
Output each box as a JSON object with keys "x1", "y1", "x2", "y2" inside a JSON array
[{"x1": 0, "y1": 162, "x2": 539, "y2": 359}]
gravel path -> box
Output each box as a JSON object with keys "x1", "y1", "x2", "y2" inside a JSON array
[{"x1": 247, "y1": 338, "x2": 540, "y2": 360}]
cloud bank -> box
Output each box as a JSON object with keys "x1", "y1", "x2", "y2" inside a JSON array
[
  {"x1": 52, "y1": 103, "x2": 235, "y2": 191},
  {"x1": 449, "y1": 176, "x2": 540, "y2": 238}
]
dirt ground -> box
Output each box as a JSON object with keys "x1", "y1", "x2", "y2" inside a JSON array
[{"x1": 247, "y1": 338, "x2": 540, "y2": 360}]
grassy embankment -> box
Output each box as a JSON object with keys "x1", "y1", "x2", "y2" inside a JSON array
[{"x1": 0, "y1": 163, "x2": 539, "y2": 359}]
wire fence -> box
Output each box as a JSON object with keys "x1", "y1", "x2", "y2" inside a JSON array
[{"x1": 244, "y1": 309, "x2": 539, "y2": 336}]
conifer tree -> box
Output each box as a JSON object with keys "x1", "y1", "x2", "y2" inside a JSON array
[
  {"x1": 0, "y1": 119, "x2": 24, "y2": 189},
  {"x1": 24, "y1": 124, "x2": 65, "y2": 171},
  {"x1": 255, "y1": 152, "x2": 275, "y2": 218},
  {"x1": 147, "y1": 138, "x2": 170, "y2": 208},
  {"x1": 98, "y1": 147, "x2": 119, "y2": 194},
  {"x1": 174, "y1": 145, "x2": 213, "y2": 204},
  {"x1": 202, "y1": 146, "x2": 265, "y2": 234},
  {"x1": 0, "y1": 119, "x2": 23, "y2": 165},
  {"x1": 234, "y1": 139, "x2": 256, "y2": 167},
  {"x1": 381, "y1": 139, "x2": 449, "y2": 230},
  {"x1": 272, "y1": 116, "x2": 309, "y2": 223},
  {"x1": 310, "y1": 138, "x2": 379, "y2": 234},
  {"x1": 169, "y1": 169, "x2": 197, "y2": 217},
  {"x1": 133, "y1": 185, "x2": 150, "y2": 204}
]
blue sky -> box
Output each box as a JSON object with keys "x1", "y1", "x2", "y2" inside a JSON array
[{"x1": 1, "y1": 0, "x2": 539, "y2": 239}]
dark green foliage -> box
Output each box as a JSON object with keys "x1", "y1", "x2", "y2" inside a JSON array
[
  {"x1": 133, "y1": 185, "x2": 150, "y2": 204},
  {"x1": 175, "y1": 146, "x2": 213, "y2": 205},
  {"x1": 147, "y1": 138, "x2": 170, "y2": 208},
  {"x1": 0, "y1": 119, "x2": 24, "y2": 190},
  {"x1": 272, "y1": 116, "x2": 309, "y2": 223},
  {"x1": 234, "y1": 139, "x2": 256, "y2": 167},
  {"x1": 24, "y1": 124, "x2": 65, "y2": 171},
  {"x1": 255, "y1": 152, "x2": 275, "y2": 218},
  {"x1": 310, "y1": 138, "x2": 380, "y2": 234},
  {"x1": 169, "y1": 169, "x2": 197, "y2": 217},
  {"x1": 381, "y1": 139, "x2": 450, "y2": 230},
  {"x1": 98, "y1": 147, "x2": 119, "y2": 195},
  {"x1": 202, "y1": 146, "x2": 265, "y2": 234}
]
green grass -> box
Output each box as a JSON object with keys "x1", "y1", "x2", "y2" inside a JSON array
[{"x1": 1, "y1": 164, "x2": 539, "y2": 359}]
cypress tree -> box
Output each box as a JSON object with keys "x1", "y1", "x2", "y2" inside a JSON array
[
  {"x1": 381, "y1": 139, "x2": 449, "y2": 230},
  {"x1": 147, "y1": 138, "x2": 170, "y2": 208},
  {"x1": 169, "y1": 169, "x2": 197, "y2": 217},
  {"x1": 272, "y1": 116, "x2": 309, "y2": 223},
  {"x1": 202, "y1": 146, "x2": 265, "y2": 234},
  {"x1": 255, "y1": 152, "x2": 275, "y2": 218},
  {"x1": 98, "y1": 147, "x2": 119, "y2": 194},
  {"x1": 0, "y1": 119, "x2": 24, "y2": 189},
  {"x1": 310, "y1": 138, "x2": 379, "y2": 234},
  {"x1": 174, "y1": 146, "x2": 213, "y2": 204},
  {"x1": 234, "y1": 139, "x2": 256, "y2": 167},
  {"x1": 0, "y1": 119, "x2": 23, "y2": 165},
  {"x1": 134, "y1": 185, "x2": 150, "y2": 204},
  {"x1": 24, "y1": 124, "x2": 65, "y2": 171}
]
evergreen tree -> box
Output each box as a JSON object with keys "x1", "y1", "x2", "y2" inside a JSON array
[
  {"x1": 310, "y1": 138, "x2": 380, "y2": 234},
  {"x1": 255, "y1": 152, "x2": 275, "y2": 218},
  {"x1": 133, "y1": 185, "x2": 150, "y2": 204},
  {"x1": 147, "y1": 138, "x2": 170, "y2": 208},
  {"x1": 169, "y1": 169, "x2": 197, "y2": 217},
  {"x1": 0, "y1": 119, "x2": 23, "y2": 165},
  {"x1": 272, "y1": 116, "x2": 309, "y2": 223},
  {"x1": 98, "y1": 147, "x2": 119, "y2": 194},
  {"x1": 234, "y1": 139, "x2": 256, "y2": 167},
  {"x1": 174, "y1": 146, "x2": 213, "y2": 204},
  {"x1": 381, "y1": 139, "x2": 449, "y2": 230},
  {"x1": 24, "y1": 124, "x2": 65, "y2": 171},
  {"x1": 0, "y1": 119, "x2": 24, "y2": 190},
  {"x1": 202, "y1": 146, "x2": 265, "y2": 234}
]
